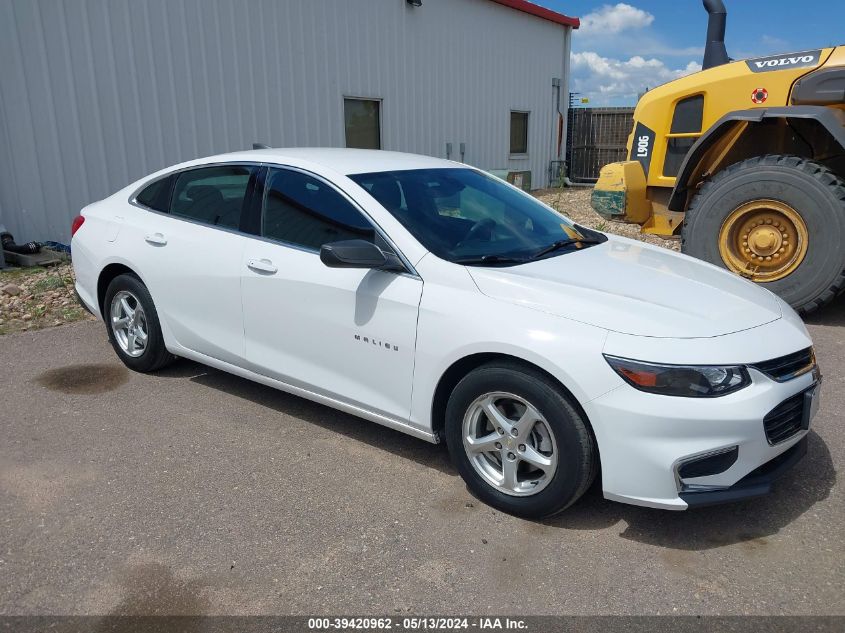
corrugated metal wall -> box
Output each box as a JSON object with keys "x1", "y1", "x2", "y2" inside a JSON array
[{"x1": 0, "y1": 0, "x2": 569, "y2": 243}]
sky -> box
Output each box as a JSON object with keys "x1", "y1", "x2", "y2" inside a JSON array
[{"x1": 537, "y1": 1, "x2": 845, "y2": 106}]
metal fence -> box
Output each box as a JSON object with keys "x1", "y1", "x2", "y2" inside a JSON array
[{"x1": 566, "y1": 107, "x2": 635, "y2": 183}]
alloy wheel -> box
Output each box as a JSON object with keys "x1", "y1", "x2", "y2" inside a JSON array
[
  {"x1": 109, "y1": 290, "x2": 148, "y2": 358},
  {"x1": 462, "y1": 392, "x2": 558, "y2": 496}
]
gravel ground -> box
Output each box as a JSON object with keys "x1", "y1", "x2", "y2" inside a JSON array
[
  {"x1": 0, "y1": 263, "x2": 95, "y2": 336},
  {"x1": 535, "y1": 187, "x2": 681, "y2": 251}
]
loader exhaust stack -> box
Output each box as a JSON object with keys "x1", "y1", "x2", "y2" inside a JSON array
[{"x1": 702, "y1": 0, "x2": 729, "y2": 70}]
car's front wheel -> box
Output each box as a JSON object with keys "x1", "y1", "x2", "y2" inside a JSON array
[
  {"x1": 104, "y1": 273, "x2": 175, "y2": 372},
  {"x1": 445, "y1": 362, "x2": 597, "y2": 518}
]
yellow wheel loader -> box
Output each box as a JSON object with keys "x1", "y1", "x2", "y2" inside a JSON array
[{"x1": 591, "y1": 0, "x2": 845, "y2": 313}]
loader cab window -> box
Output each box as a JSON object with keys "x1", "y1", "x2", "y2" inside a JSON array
[
  {"x1": 664, "y1": 95, "x2": 704, "y2": 178},
  {"x1": 670, "y1": 95, "x2": 704, "y2": 134}
]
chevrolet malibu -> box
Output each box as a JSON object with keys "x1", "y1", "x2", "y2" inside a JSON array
[{"x1": 71, "y1": 148, "x2": 820, "y2": 518}]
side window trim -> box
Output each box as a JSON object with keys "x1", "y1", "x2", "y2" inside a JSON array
[
  {"x1": 162, "y1": 174, "x2": 176, "y2": 212},
  {"x1": 240, "y1": 165, "x2": 267, "y2": 237},
  {"x1": 253, "y1": 164, "x2": 418, "y2": 277}
]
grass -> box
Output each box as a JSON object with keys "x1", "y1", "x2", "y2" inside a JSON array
[
  {"x1": 30, "y1": 275, "x2": 67, "y2": 293},
  {"x1": 0, "y1": 265, "x2": 47, "y2": 281},
  {"x1": 61, "y1": 306, "x2": 85, "y2": 321}
]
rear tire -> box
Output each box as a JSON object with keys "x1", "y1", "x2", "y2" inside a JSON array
[
  {"x1": 682, "y1": 155, "x2": 845, "y2": 314},
  {"x1": 104, "y1": 274, "x2": 175, "y2": 372},
  {"x1": 444, "y1": 362, "x2": 597, "y2": 519}
]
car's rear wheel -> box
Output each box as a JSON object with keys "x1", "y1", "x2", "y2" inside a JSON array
[
  {"x1": 104, "y1": 273, "x2": 175, "y2": 372},
  {"x1": 445, "y1": 362, "x2": 597, "y2": 518}
]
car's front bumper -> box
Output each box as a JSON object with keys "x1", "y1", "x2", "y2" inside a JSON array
[
  {"x1": 678, "y1": 436, "x2": 807, "y2": 508},
  {"x1": 584, "y1": 360, "x2": 817, "y2": 510}
]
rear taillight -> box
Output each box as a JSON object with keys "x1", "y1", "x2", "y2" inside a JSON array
[{"x1": 71, "y1": 215, "x2": 85, "y2": 237}]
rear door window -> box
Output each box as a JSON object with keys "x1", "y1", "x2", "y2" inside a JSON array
[{"x1": 169, "y1": 165, "x2": 255, "y2": 230}]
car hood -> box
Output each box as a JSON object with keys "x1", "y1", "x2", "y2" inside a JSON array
[{"x1": 467, "y1": 236, "x2": 782, "y2": 338}]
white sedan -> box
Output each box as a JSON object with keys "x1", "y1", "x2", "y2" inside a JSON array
[{"x1": 71, "y1": 148, "x2": 820, "y2": 517}]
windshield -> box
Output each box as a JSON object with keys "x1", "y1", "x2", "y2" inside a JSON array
[{"x1": 349, "y1": 168, "x2": 604, "y2": 265}]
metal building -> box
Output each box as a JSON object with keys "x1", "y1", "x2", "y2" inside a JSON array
[{"x1": 0, "y1": 0, "x2": 577, "y2": 243}]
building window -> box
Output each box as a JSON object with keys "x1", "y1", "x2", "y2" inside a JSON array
[
  {"x1": 510, "y1": 111, "x2": 529, "y2": 155},
  {"x1": 344, "y1": 98, "x2": 381, "y2": 149}
]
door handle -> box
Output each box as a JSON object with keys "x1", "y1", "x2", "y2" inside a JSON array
[
  {"x1": 247, "y1": 258, "x2": 278, "y2": 274},
  {"x1": 144, "y1": 232, "x2": 167, "y2": 246}
]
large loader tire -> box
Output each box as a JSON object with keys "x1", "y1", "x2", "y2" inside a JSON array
[{"x1": 682, "y1": 155, "x2": 845, "y2": 314}]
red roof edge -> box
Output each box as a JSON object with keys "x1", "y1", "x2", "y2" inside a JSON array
[{"x1": 487, "y1": 0, "x2": 580, "y2": 28}]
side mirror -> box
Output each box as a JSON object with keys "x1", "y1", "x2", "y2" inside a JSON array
[{"x1": 320, "y1": 239, "x2": 395, "y2": 269}]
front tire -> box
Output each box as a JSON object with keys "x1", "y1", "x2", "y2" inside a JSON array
[
  {"x1": 444, "y1": 362, "x2": 597, "y2": 519},
  {"x1": 682, "y1": 155, "x2": 845, "y2": 314},
  {"x1": 104, "y1": 273, "x2": 175, "y2": 372}
]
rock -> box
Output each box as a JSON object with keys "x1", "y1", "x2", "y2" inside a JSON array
[{"x1": 0, "y1": 263, "x2": 87, "y2": 334}]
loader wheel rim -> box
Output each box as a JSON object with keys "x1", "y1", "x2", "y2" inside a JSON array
[{"x1": 718, "y1": 200, "x2": 809, "y2": 282}]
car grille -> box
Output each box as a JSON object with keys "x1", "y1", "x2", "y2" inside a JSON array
[
  {"x1": 752, "y1": 347, "x2": 815, "y2": 382},
  {"x1": 763, "y1": 391, "x2": 805, "y2": 445}
]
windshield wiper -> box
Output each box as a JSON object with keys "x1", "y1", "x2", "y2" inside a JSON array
[
  {"x1": 454, "y1": 255, "x2": 527, "y2": 266},
  {"x1": 529, "y1": 237, "x2": 604, "y2": 260}
]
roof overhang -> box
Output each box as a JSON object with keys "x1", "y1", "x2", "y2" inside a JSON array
[{"x1": 487, "y1": 0, "x2": 579, "y2": 28}]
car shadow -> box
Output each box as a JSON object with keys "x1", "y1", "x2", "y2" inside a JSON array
[
  {"x1": 803, "y1": 291, "x2": 845, "y2": 327},
  {"x1": 544, "y1": 430, "x2": 835, "y2": 550},
  {"x1": 155, "y1": 359, "x2": 456, "y2": 476},
  {"x1": 154, "y1": 361, "x2": 834, "y2": 551}
]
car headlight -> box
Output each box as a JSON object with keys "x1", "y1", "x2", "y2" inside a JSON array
[{"x1": 603, "y1": 355, "x2": 751, "y2": 397}]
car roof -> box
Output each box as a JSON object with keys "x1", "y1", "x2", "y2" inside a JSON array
[{"x1": 210, "y1": 147, "x2": 460, "y2": 175}]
